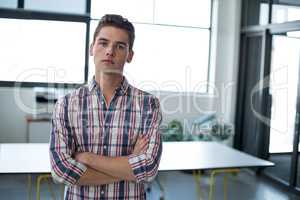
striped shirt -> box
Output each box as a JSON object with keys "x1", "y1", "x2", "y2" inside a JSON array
[{"x1": 49, "y1": 77, "x2": 162, "y2": 200}]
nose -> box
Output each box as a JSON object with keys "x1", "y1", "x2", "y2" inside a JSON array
[{"x1": 106, "y1": 44, "x2": 115, "y2": 57}]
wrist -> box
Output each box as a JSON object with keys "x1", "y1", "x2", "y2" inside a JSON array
[{"x1": 86, "y1": 153, "x2": 94, "y2": 165}]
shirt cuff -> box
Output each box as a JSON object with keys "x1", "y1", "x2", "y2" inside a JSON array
[
  {"x1": 128, "y1": 154, "x2": 147, "y2": 183},
  {"x1": 51, "y1": 157, "x2": 88, "y2": 186}
]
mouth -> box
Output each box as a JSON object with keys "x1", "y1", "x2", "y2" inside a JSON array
[{"x1": 102, "y1": 59, "x2": 114, "y2": 64}]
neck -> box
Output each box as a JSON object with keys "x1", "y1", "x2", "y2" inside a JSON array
[{"x1": 95, "y1": 72, "x2": 123, "y2": 102}]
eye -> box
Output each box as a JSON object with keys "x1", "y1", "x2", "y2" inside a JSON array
[
  {"x1": 116, "y1": 43, "x2": 126, "y2": 50},
  {"x1": 98, "y1": 41, "x2": 108, "y2": 47}
]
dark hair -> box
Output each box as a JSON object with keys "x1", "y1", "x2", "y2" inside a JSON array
[{"x1": 92, "y1": 14, "x2": 135, "y2": 50}]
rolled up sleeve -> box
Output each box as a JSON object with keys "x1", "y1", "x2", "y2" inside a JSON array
[
  {"x1": 128, "y1": 97, "x2": 163, "y2": 183},
  {"x1": 49, "y1": 96, "x2": 87, "y2": 186}
]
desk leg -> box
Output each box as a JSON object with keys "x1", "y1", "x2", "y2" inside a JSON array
[
  {"x1": 36, "y1": 175, "x2": 42, "y2": 200},
  {"x1": 208, "y1": 169, "x2": 240, "y2": 200},
  {"x1": 193, "y1": 170, "x2": 204, "y2": 200},
  {"x1": 27, "y1": 175, "x2": 32, "y2": 200},
  {"x1": 223, "y1": 173, "x2": 229, "y2": 200},
  {"x1": 208, "y1": 171, "x2": 216, "y2": 200},
  {"x1": 36, "y1": 174, "x2": 55, "y2": 200},
  {"x1": 26, "y1": 120, "x2": 30, "y2": 143},
  {"x1": 36, "y1": 175, "x2": 46, "y2": 200},
  {"x1": 46, "y1": 177, "x2": 56, "y2": 199}
]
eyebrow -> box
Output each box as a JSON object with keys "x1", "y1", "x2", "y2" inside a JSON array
[
  {"x1": 98, "y1": 38, "x2": 108, "y2": 42},
  {"x1": 97, "y1": 37, "x2": 128, "y2": 46}
]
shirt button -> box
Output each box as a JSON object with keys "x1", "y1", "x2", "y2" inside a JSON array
[
  {"x1": 103, "y1": 145, "x2": 107, "y2": 149},
  {"x1": 101, "y1": 190, "x2": 105, "y2": 195},
  {"x1": 102, "y1": 101, "x2": 105, "y2": 104}
]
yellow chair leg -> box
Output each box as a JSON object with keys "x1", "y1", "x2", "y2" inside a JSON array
[
  {"x1": 36, "y1": 175, "x2": 43, "y2": 200},
  {"x1": 209, "y1": 169, "x2": 240, "y2": 200},
  {"x1": 46, "y1": 176, "x2": 56, "y2": 199},
  {"x1": 209, "y1": 170, "x2": 216, "y2": 200},
  {"x1": 223, "y1": 174, "x2": 228, "y2": 200},
  {"x1": 193, "y1": 170, "x2": 204, "y2": 200},
  {"x1": 36, "y1": 174, "x2": 54, "y2": 200},
  {"x1": 27, "y1": 175, "x2": 32, "y2": 200}
]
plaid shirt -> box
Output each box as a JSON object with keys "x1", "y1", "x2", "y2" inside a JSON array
[{"x1": 49, "y1": 77, "x2": 162, "y2": 200}]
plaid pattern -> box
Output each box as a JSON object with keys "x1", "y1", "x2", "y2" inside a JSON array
[{"x1": 49, "y1": 77, "x2": 162, "y2": 200}]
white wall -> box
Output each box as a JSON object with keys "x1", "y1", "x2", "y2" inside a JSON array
[
  {"x1": 211, "y1": 0, "x2": 242, "y2": 124},
  {"x1": 0, "y1": 0, "x2": 242, "y2": 143}
]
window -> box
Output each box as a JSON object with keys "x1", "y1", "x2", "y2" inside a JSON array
[
  {"x1": 91, "y1": 0, "x2": 153, "y2": 23},
  {"x1": 259, "y1": 2, "x2": 269, "y2": 25},
  {"x1": 272, "y1": 3, "x2": 300, "y2": 24},
  {"x1": 24, "y1": 0, "x2": 87, "y2": 15},
  {"x1": 154, "y1": 0, "x2": 211, "y2": 28},
  {"x1": 0, "y1": 18, "x2": 87, "y2": 84},
  {"x1": 0, "y1": 1, "x2": 89, "y2": 87},
  {"x1": 0, "y1": 0, "x2": 17, "y2": 9},
  {"x1": 89, "y1": 0, "x2": 212, "y2": 93},
  {"x1": 269, "y1": 32, "x2": 300, "y2": 153}
]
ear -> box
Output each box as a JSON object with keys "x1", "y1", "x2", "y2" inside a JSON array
[
  {"x1": 126, "y1": 50, "x2": 134, "y2": 63},
  {"x1": 89, "y1": 43, "x2": 94, "y2": 56}
]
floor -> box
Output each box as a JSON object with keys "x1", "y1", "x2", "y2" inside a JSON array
[
  {"x1": 0, "y1": 170, "x2": 299, "y2": 200},
  {"x1": 264, "y1": 154, "x2": 300, "y2": 186}
]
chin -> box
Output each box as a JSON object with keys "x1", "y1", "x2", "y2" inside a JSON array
[
  {"x1": 95, "y1": 68, "x2": 123, "y2": 76},
  {"x1": 103, "y1": 71, "x2": 123, "y2": 76}
]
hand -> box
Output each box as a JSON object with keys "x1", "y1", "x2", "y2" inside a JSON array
[
  {"x1": 133, "y1": 135, "x2": 149, "y2": 155},
  {"x1": 74, "y1": 152, "x2": 94, "y2": 165}
]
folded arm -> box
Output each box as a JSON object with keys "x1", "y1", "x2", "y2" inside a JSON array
[
  {"x1": 49, "y1": 97, "x2": 119, "y2": 186},
  {"x1": 75, "y1": 135, "x2": 149, "y2": 182},
  {"x1": 75, "y1": 97, "x2": 163, "y2": 183},
  {"x1": 77, "y1": 167, "x2": 120, "y2": 185}
]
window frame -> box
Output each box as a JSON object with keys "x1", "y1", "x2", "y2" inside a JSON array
[
  {"x1": 0, "y1": 0, "x2": 214, "y2": 93},
  {"x1": 0, "y1": 0, "x2": 90, "y2": 88},
  {"x1": 88, "y1": 0, "x2": 214, "y2": 94}
]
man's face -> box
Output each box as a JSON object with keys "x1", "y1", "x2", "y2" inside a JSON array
[{"x1": 90, "y1": 26, "x2": 134, "y2": 76}]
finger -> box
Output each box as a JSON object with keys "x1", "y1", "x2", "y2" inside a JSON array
[
  {"x1": 136, "y1": 135, "x2": 144, "y2": 143},
  {"x1": 138, "y1": 137, "x2": 148, "y2": 146},
  {"x1": 142, "y1": 142, "x2": 149, "y2": 150},
  {"x1": 140, "y1": 139, "x2": 149, "y2": 149},
  {"x1": 135, "y1": 137, "x2": 142, "y2": 145},
  {"x1": 143, "y1": 134, "x2": 150, "y2": 139}
]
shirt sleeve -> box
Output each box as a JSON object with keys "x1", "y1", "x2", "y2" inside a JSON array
[
  {"x1": 128, "y1": 96, "x2": 163, "y2": 183},
  {"x1": 49, "y1": 96, "x2": 87, "y2": 186}
]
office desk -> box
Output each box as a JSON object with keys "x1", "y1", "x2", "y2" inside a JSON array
[
  {"x1": 159, "y1": 141, "x2": 273, "y2": 170},
  {"x1": 0, "y1": 142, "x2": 274, "y2": 200},
  {"x1": 159, "y1": 142, "x2": 274, "y2": 200},
  {"x1": 0, "y1": 143, "x2": 50, "y2": 173},
  {"x1": 0, "y1": 143, "x2": 53, "y2": 200}
]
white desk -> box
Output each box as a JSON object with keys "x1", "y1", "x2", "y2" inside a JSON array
[
  {"x1": 0, "y1": 142, "x2": 273, "y2": 173},
  {"x1": 159, "y1": 141, "x2": 274, "y2": 171},
  {"x1": 0, "y1": 143, "x2": 53, "y2": 200},
  {"x1": 0, "y1": 143, "x2": 50, "y2": 173},
  {"x1": 0, "y1": 142, "x2": 274, "y2": 200},
  {"x1": 158, "y1": 142, "x2": 273, "y2": 200}
]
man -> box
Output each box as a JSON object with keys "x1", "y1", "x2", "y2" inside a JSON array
[{"x1": 49, "y1": 14, "x2": 162, "y2": 199}]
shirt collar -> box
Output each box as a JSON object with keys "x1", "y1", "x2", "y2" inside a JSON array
[{"x1": 88, "y1": 76, "x2": 129, "y2": 95}]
